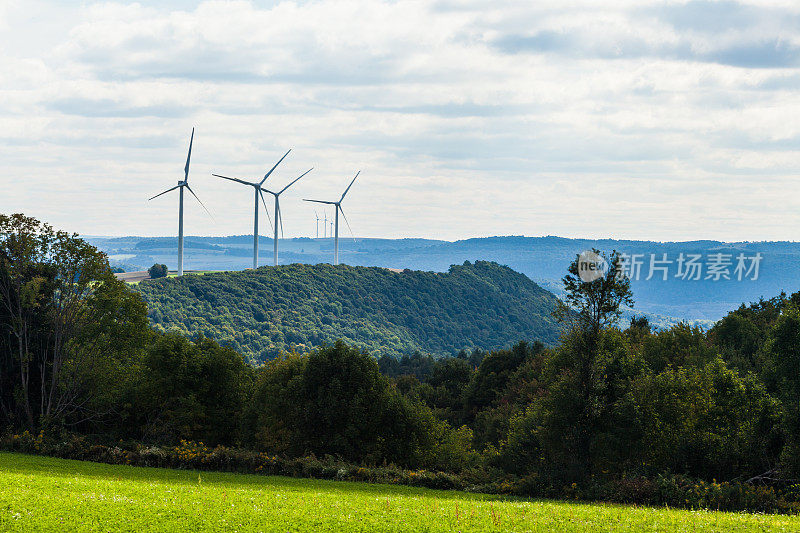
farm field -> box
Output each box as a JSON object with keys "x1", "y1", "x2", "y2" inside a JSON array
[
  {"x1": 115, "y1": 270, "x2": 220, "y2": 284},
  {"x1": 1, "y1": 453, "x2": 798, "y2": 532}
]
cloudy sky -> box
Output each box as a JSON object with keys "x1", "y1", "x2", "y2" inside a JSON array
[{"x1": 1, "y1": 0, "x2": 799, "y2": 241}]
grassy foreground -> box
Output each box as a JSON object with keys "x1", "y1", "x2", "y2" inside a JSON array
[{"x1": 1, "y1": 453, "x2": 798, "y2": 532}]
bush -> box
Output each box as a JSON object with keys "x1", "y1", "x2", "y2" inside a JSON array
[
  {"x1": 2, "y1": 431, "x2": 799, "y2": 513},
  {"x1": 627, "y1": 358, "x2": 781, "y2": 480},
  {"x1": 121, "y1": 333, "x2": 254, "y2": 446},
  {"x1": 148, "y1": 263, "x2": 168, "y2": 278},
  {"x1": 243, "y1": 341, "x2": 478, "y2": 472},
  {"x1": 0, "y1": 433, "x2": 474, "y2": 493}
]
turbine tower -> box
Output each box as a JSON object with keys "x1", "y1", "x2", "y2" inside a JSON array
[
  {"x1": 211, "y1": 150, "x2": 291, "y2": 269},
  {"x1": 314, "y1": 210, "x2": 320, "y2": 238},
  {"x1": 323, "y1": 212, "x2": 328, "y2": 238},
  {"x1": 148, "y1": 128, "x2": 212, "y2": 276},
  {"x1": 262, "y1": 168, "x2": 313, "y2": 265},
  {"x1": 304, "y1": 171, "x2": 360, "y2": 265}
]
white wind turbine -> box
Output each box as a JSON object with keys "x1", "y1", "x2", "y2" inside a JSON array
[
  {"x1": 304, "y1": 171, "x2": 360, "y2": 265},
  {"x1": 262, "y1": 168, "x2": 313, "y2": 265},
  {"x1": 148, "y1": 128, "x2": 212, "y2": 276},
  {"x1": 314, "y1": 210, "x2": 320, "y2": 238},
  {"x1": 211, "y1": 150, "x2": 291, "y2": 269}
]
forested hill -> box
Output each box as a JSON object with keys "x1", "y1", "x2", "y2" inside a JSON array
[
  {"x1": 92, "y1": 234, "x2": 800, "y2": 324},
  {"x1": 135, "y1": 261, "x2": 562, "y2": 363}
]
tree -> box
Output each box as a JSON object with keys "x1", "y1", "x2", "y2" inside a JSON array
[
  {"x1": 148, "y1": 263, "x2": 168, "y2": 279},
  {"x1": 464, "y1": 341, "x2": 542, "y2": 415},
  {"x1": 709, "y1": 294, "x2": 787, "y2": 374},
  {"x1": 543, "y1": 250, "x2": 636, "y2": 478},
  {"x1": 243, "y1": 341, "x2": 476, "y2": 470},
  {"x1": 762, "y1": 304, "x2": 800, "y2": 474},
  {"x1": 0, "y1": 213, "x2": 147, "y2": 431},
  {"x1": 426, "y1": 356, "x2": 473, "y2": 424},
  {"x1": 557, "y1": 249, "x2": 634, "y2": 334},
  {"x1": 126, "y1": 333, "x2": 253, "y2": 446},
  {"x1": 628, "y1": 358, "x2": 780, "y2": 480},
  {"x1": 241, "y1": 353, "x2": 308, "y2": 453},
  {"x1": 640, "y1": 322, "x2": 717, "y2": 372},
  {"x1": 300, "y1": 341, "x2": 391, "y2": 461}
]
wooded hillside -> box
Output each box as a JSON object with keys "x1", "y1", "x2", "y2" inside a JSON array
[{"x1": 135, "y1": 261, "x2": 562, "y2": 362}]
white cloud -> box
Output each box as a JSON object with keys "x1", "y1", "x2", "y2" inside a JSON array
[{"x1": 0, "y1": 0, "x2": 799, "y2": 242}]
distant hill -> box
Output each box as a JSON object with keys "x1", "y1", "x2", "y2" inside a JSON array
[
  {"x1": 134, "y1": 261, "x2": 562, "y2": 363},
  {"x1": 91, "y1": 234, "x2": 800, "y2": 323}
]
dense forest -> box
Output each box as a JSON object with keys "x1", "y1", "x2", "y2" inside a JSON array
[
  {"x1": 7, "y1": 214, "x2": 800, "y2": 512},
  {"x1": 135, "y1": 262, "x2": 563, "y2": 362}
]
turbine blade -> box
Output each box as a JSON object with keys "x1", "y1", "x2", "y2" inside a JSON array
[
  {"x1": 212, "y1": 174, "x2": 255, "y2": 186},
  {"x1": 277, "y1": 200, "x2": 284, "y2": 238},
  {"x1": 259, "y1": 189, "x2": 274, "y2": 233},
  {"x1": 339, "y1": 170, "x2": 360, "y2": 202},
  {"x1": 303, "y1": 199, "x2": 336, "y2": 205},
  {"x1": 185, "y1": 184, "x2": 214, "y2": 220},
  {"x1": 339, "y1": 205, "x2": 356, "y2": 242},
  {"x1": 148, "y1": 184, "x2": 180, "y2": 201},
  {"x1": 184, "y1": 127, "x2": 194, "y2": 181},
  {"x1": 260, "y1": 149, "x2": 292, "y2": 186},
  {"x1": 279, "y1": 167, "x2": 312, "y2": 194}
]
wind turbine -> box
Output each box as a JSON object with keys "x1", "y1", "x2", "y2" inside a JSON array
[
  {"x1": 263, "y1": 168, "x2": 313, "y2": 265},
  {"x1": 211, "y1": 150, "x2": 291, "y2": 269},
  {"x1": 304, "y1": 171, "x2": 360, "y2": 265},
  {"x1": 323, "y1": 212, "x2": 328, "y2": 238},
  {"x1": 148, "y1": 128, "x2": 212, "y2": 276},
  {"x1": 314, "y1": 210, "x2": 320, "y2": 238}
]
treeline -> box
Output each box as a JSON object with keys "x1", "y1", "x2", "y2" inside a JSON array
[
  {"x1": 5, "y1": 215, "x2": 800, "y2": 511},
  {"x1": 135, "y1": 261, "x2": 562, "y2": 361}
]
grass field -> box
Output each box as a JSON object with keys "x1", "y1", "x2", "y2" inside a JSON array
[
  {"x1": 116, "y1": 270, "x2": 220, "y2": 285},
  {"x1": 1, "y1": 453, "x2": 798, "y2": 532}
]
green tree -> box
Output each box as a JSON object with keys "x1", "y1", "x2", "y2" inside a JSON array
[
  {"x1": 0, "y1": 213, "x2": 147, "y2": 432},
  {"x1": 300, "y1": 341, "x2": 394, "y2": 461},
  {"x1": 628, "y1": 358, "x2": 781, "y2": 480},
  {"x1": 550, "y1": 250, "x2": 635, "y2": 476},
  {"x1": 126, "y1": 332, "x2": 253, "y2": 446},
  {"x1": 710, "y1": 294, "x2": 787, "y2": 374},
  {"x1": 640, "y1": 322, "x2": 717, "y2": 372},
  {"x1": 464, "y1": 341, "x2": 542, "y2": 417},
  {"x1": 241, "y1": 353, "x2": 307, "y2": 454},
  {"x1": 244, "y1": 341, "x2": 476, "y2": 470},
  {"x1": 557, "y1": 249, "x2": 634, "y2": 334},
  {"x1": 761, "y1": 304, "x2": 800, "y2": 474},
  {"x1": 148, "y1": 263, "x2": 168, "y2": 279}
]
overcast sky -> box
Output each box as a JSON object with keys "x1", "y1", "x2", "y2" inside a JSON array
[{"x1": 2, "y1": 0, "x2": 799, "y2": 241}]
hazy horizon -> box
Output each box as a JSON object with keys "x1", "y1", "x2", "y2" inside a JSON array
[{"x1": 85, "y1": 233, "x2": 800, "y2": 245}]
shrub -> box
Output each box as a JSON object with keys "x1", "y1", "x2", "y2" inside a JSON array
[
  {"x1": 148, "y1": 263, "x2": 168, "y2": 278},
  {"x1": 3, "y1": 432, "x2": 798, "y2": 513},
  {"x1": 243, "y1": 342, "x2": 478, "y2": 472}
]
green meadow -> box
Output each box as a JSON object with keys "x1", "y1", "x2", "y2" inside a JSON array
[{"x1": 1, "y1": 452, "x2": 798, "y2": 532}]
